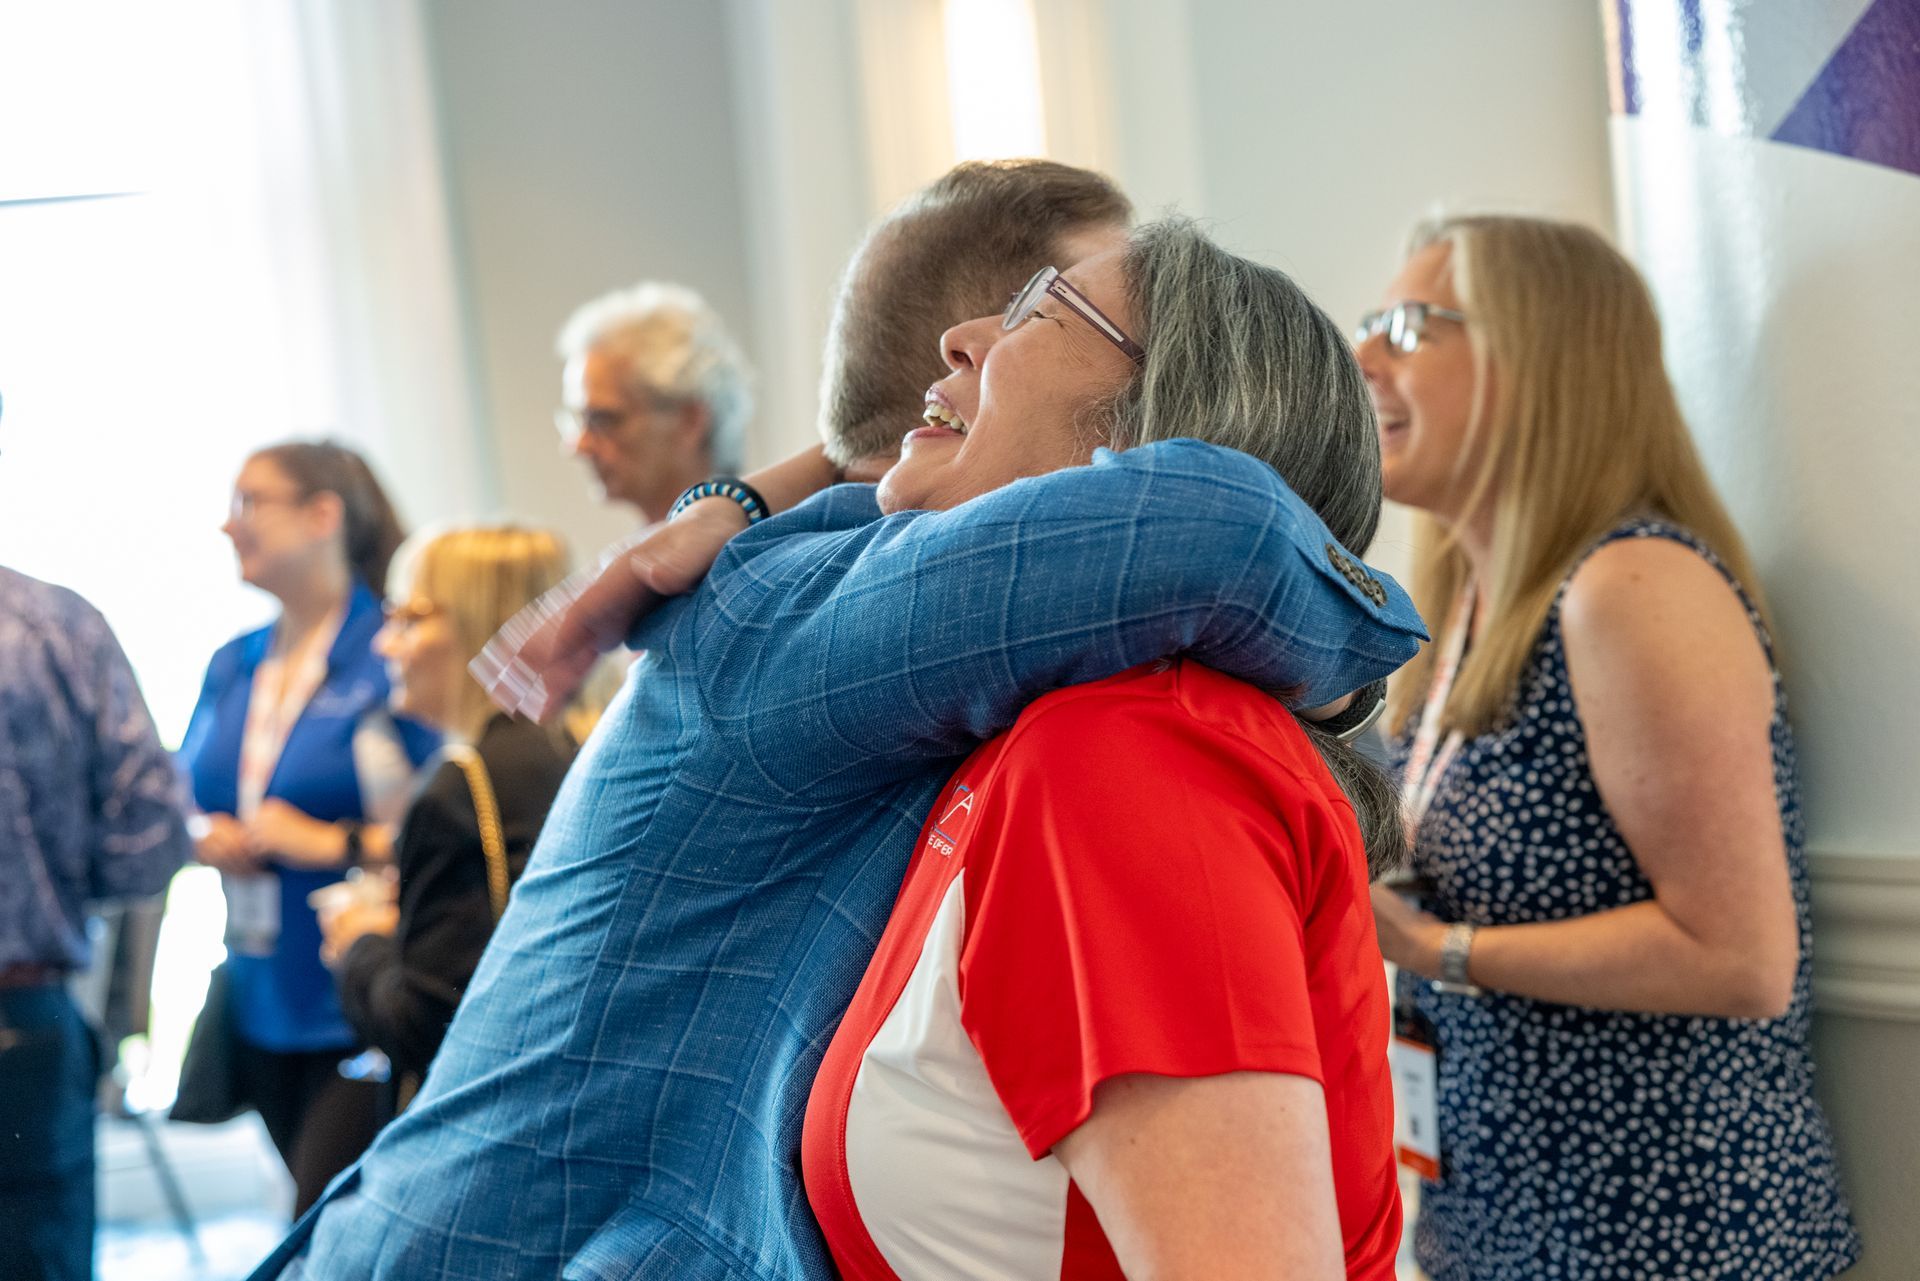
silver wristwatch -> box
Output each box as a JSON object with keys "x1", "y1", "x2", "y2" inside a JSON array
[{"x1": 1434, "y1": 922, "x2": 1482, "y2": 996}]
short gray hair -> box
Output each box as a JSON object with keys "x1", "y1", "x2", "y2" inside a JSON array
[
  {"x1": 818, "y1": 160, "x2": 1132, "y2": 467},
  {"x1": 556, "y1": 282, "x2": 753, "y2": 472},
  {"x1": 1109, "y1": 218, "x2": 1401, "y2": 876}
]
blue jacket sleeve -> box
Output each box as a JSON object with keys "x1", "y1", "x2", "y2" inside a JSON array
[{"x1": 670, "y1": 439, "x2": 1426, "y2": 798}]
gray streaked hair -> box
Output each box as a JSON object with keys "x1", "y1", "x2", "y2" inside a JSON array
[
  {"x1": 1110, "y1": 218, "x2": 1382, "y2": 554},
  {"x1": 556, "y1": 281, "x2": 754, "y2": 473},
  {"x1": 1111, "y1": 218, "x2": 1403, "y2": 876}
]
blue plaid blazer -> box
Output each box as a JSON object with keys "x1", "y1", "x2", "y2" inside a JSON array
[{"x1": 263, "y1": 440, "x2": 1427, "y2": 1280}]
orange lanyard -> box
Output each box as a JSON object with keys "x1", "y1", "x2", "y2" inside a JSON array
[{"x1": 1402, "y1": 587, "x2": 1475, "y2": 832}]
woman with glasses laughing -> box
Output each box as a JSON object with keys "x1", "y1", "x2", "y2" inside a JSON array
[
  {"x1": 1361, "y1": 215, "x2": 1859, "y2": 1280},
  {"x1": 790, "y1": 218, "x2": 1408, "y2": 1280}
]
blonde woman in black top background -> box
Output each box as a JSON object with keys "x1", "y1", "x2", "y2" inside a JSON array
[{"x1": 321, "y1": 525, "x2": 595, "y2": 1109}]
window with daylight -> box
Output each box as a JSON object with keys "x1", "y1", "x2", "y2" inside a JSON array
[
  {"x1": 942, "y1": 0, "x2": 1049, "y2": 161},
  {"x1": 0, "y1": 0, "x2": 473, "y2": 1111}
]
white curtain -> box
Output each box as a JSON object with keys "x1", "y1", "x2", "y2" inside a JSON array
[
  {"x1": 0, "y1": 0, "x2": 485, "y2": 742},
  {"x1": 236, "y1": 0, "x2": 492, "y2": 528}
]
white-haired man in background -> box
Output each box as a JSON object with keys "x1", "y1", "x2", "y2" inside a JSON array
[{"x1": 554, "y1": 282, "x2": 754, "y2": 523}]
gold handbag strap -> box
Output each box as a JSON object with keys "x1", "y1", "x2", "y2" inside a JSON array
[{"x1": 440, "y1": 745, "x2": 510, "y2": 920}]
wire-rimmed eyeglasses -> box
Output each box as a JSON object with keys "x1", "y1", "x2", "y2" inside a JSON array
[
  {"x1": 1003, "y1": 266, "x2": 1145, "y2": 364},
  {"x1": 1354, "y1": 301, "x2": 1467, "y2": 354}
]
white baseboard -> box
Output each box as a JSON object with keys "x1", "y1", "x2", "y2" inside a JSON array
[{"x1": 1809, "y1": 850, "x2": 1920, "y2": 1024}]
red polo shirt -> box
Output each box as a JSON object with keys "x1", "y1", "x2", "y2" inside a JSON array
[{"x1": 802, "y1": 661, "x2": 1400, "y2": 1279}]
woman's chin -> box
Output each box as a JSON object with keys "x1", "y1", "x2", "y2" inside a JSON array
[{"x1": 873, "y1": 466, "x2": 922, "y2": 515}]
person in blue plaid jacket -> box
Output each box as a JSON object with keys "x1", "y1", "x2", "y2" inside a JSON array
[{"x1": 256, "y1": 165, "x2": 1424, "y2": 1280}]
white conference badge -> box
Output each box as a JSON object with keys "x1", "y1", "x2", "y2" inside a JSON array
[
  {"x1": 1388, "y1": 1034, "x2": 1441, "y2": 1180},
  {"x1": 223, "y1": 870, "x2": 282, "y2": 956}
]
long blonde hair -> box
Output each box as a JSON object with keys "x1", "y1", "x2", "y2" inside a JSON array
[
  {"x1": 395, "y1": 525, "x2": 602, "y2": 743},
  {"x1": 1387, "y1": 215, "x2": 1770, "y2": 737}
]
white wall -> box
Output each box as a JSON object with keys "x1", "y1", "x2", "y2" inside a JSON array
[
  {"x1": 1102, "y1": 0, "x2": 1616, "y2": 576},
  {"x1": 703, "y1": 0, "x2": 1620, "y2": 535},
  {"x1": 420, "y1": 0, "x2": 759, "y2": 556},
  {"x1": 724, "y1": 0, "x2": 877, "y2": 464}
]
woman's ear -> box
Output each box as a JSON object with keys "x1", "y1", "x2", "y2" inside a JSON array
[{"x1": 306, "y1": 489, "x2": 346, "y2": 542}]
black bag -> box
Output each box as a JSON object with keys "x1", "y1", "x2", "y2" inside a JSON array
[{"x1": 169, "y1": 961, "x2": 248, "y2": 1124}]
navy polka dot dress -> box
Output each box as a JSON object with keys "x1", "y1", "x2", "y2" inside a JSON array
[{"x1": 1391, "y1": 520, "x2": 1861, "y2": 1280}]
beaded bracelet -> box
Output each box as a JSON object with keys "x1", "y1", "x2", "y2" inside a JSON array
[{"x1": 668, "y1": 477, "x2": 771, "y2": 525}]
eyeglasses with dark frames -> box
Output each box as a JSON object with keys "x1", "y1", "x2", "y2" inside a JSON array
[
  {"x1": 1003, "y1": 266, "x2": 1146, "y2": 363},
  {"x1": 1354, "y1": 301, "x2": 1468, "y2": 354}
]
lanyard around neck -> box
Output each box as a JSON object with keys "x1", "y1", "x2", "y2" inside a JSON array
[
  {"x1": 1402, "y1": 586, "x2": 1476, "y2": 832},
  {"x1": 236, "y1": 609, "x2": 344, "y2": 817}
]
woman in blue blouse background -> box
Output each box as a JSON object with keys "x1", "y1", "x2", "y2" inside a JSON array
[{"x1": 180, "y1": 440, "x2": 437, "y2": 1212}]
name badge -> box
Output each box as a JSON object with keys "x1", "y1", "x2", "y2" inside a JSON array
[
  {"x1": 224, "y1": 870, "x2": 282, "y2": 956},
  {"x1": 1388, "y1": 1034, "x2": 1441, "y2": 1180}
]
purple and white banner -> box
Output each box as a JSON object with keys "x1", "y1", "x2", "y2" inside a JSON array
[
  {"x1": 1604, "y1": 0, "x2": 1919, "y2": 863},
  {"x1": 1606, "y1": 0, "x2": 1920, "y2": 179}
]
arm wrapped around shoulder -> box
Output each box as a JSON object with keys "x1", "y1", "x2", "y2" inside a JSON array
[{"x1": 690, "y1": 439, "x2": 1427, "y2": 797}]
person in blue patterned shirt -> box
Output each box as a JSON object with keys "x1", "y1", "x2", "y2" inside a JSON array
[
  {"x1": 254, "y1": 163, "x2": 1423, "y2": 1280},
  {"x1": 0, "y1": 537, "x2": 193, "y2": 1279}
]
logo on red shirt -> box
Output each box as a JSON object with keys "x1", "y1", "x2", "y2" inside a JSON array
[{"x1": 926, "y1": 783, "x2": 975, "y2": 859}]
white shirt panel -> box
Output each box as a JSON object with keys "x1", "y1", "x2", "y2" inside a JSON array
[
  {"x1": 844, "y1": 873, "x2": 1072, "y2": 1281},
  {"x1": 351, "y1": 709, "x2": 420, "y2": 825}
]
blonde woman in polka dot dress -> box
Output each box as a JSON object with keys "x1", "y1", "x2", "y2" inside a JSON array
[{"x1": 1360, "y1": 216, "x2": 1859, "y2": 1280}]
